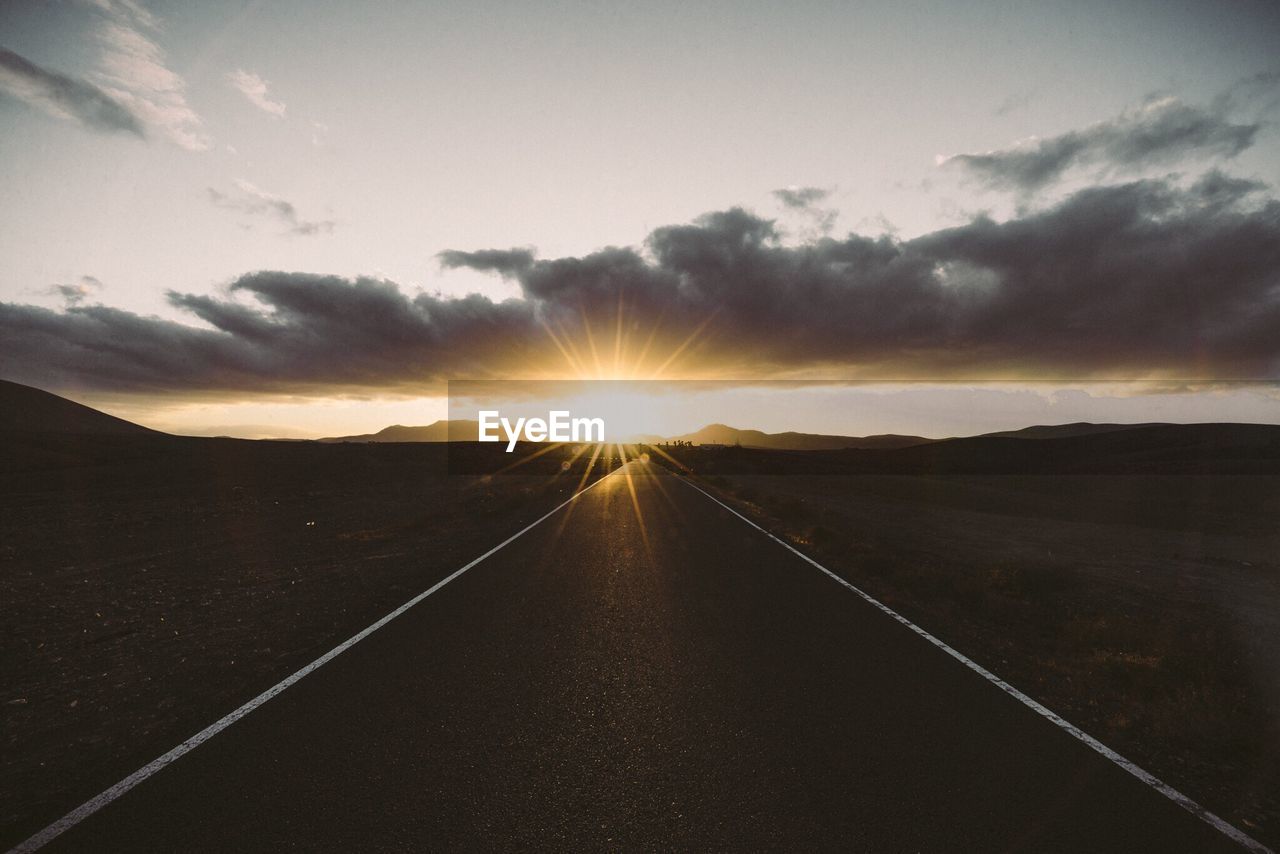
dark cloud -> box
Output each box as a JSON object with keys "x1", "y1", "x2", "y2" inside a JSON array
[
  {"x1": 772, "y1": 187, "x2": 830, "y2": 209},
  {"x1": 0, "y1": 47, "x2": 145, "y2": 138},
  {"x1": 207, "y1": 181, "x2": 335, "y2": 236},
  {"x1": 1218, "y1": 70, "x2": 1280, "y2": 116},
  {"x1": 993, "y1": 90, "x2": 1035, "y2": 117},
  {"x1": 438, "y1": 248, "x2": 536, "y2": 277},
  {"x1": 0, "y1": 274, "x2": 542, "y2": 395},
  {"x1": 44, "y1": 275, "x2": 105, "y2": 306},
  {"x1": 2, "y1": 174, "x2": 1279, "y2": 395},
  {"x1": 773, "y1": 186, "x2": 838, "y2": 236},
  {"x1": 945, "y1": 95, "x2": 1259, "y2": 192}
]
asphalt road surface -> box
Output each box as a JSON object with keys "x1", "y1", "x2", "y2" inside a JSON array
[{"x1": 29, "y1": 463, "x2": 1251, "y2": 852}]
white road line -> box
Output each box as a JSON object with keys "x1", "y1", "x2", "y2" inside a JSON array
[
  {"x1": 678, "y1": 476, "x2": 1272, "y2": 854},
  {"x1": 8, "y1": 471, "x2": 616, "y2": 854}
]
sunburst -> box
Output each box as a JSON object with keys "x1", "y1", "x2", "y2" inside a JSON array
[{"x1": 471, "y1": 295, "x2": 714, "y2": 546}]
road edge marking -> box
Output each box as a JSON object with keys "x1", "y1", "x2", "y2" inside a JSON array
[
  {"x1": 678, "y1": 475, "x2": 1272, "y2": 854},
  {"x1": 8, "y1": 471, "x2": 616, "y2": 854}
]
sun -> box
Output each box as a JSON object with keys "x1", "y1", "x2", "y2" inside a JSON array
[{"x1": 538, "y1": 293, "x2": 720, "y2": 381}]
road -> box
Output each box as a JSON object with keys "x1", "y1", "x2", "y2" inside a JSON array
[{"x1": 28, "y1": 462, "x2": 1251, "y2": 851}]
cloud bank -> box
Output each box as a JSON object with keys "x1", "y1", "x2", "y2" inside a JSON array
[{"x1": 3, "y1": 171, "x2": 1278, "y2": 396}]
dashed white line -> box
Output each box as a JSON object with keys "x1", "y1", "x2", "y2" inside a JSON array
[
  {"x1": 678, "y1": 475, "x2": 1272, "y2": 854},
  {"x1": 8, "y1": 471, "x2": 616, "y2": 854}
]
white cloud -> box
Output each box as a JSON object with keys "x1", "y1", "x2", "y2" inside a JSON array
[
  {"x1": 227, "y1": 69, "x2": 286, "y2": 117},
  {"x1": 207, "y1": 179, "x2": 335, "y2": 236},
  {"x1": 88, "y1": 0, "x2": 211, "y2": 151},
  {"x1": 0, "y1": 47, "x2": 146, "y2": 137}
]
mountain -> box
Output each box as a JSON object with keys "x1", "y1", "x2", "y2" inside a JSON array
[
  {"x1": 662, "y1": 423, "x2": 933, "y2": 450},
  {"x1": 318, "y1": 420, "x2": 480, "y2": 443},
  {"x1": 0, "y1": 380, "x2": 159, "y2": 436}
]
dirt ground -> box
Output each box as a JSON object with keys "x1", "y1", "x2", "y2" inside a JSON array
[
  {"x1": 0, "y1": 438, "x2": 618, "y2": 847},
  {"x1": 698, "y1": 471, "x2": 1280, "y2": 846}
]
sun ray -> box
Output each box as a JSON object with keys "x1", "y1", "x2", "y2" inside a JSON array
[
  {"x1": 554, "y1": 316, "x2": 593, "y2": 377},
  {"x1": 613, "y1": 292, "x2": 626, "y2": 378},
  {"x1": 579, "y1": 441, "x2": 605, "y2": 489},
  {"x1": 540, "y1": 318, "x2": 588, "y2": 377},
  {"x1": 580, "y1": 306, "x2": 604, "y2": 378},
  {"x1": 558, "y1": 440, "x2": 592, "y2": 474},
  {"x1": 617, "y1": 444, "x2": 653, "y2": 559},
  {"x1": 644, "y1": 442, "x2": 692, "y2": 474},
  {"x1": 491, "y1": 440, "x2": 568, "y2": 476},
  {"x1": 652, "y1": 308, "x2": 720, "y2": 379},
  {"x1": 630, "y1": 312, "x2": 665, "y2": 378},
  {"x1": 635, "y1": 451, "x2": 679, "y2": 509},
  {"x1": 553, "y1": 441, "x2": 605, "y2": 538}
]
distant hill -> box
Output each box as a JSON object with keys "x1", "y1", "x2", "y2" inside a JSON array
[
  {"x1": 676, "y1": 422, "x2": 1280, "y2": 476},
  {"x1": 977, "y1": 422, "x2": 1170, "y2": 440},
  {"x1": 313, "y1": 419, "x2": 1204, "y2": 448},
  {"x1": 663, "y1": 423, "x2": 933, "y2": 450},
  {"x1": 0, "y1": 380, "x2": 159, "y2": 436},
  {"x1": 316, "y1": 419, "x2": 931, "y2": 449},
  {"x1": 319, "y1": 420, "x2": 480, "y2": 443},
  {"x1": 2, "y1": 381, "x2": 1275, "y2": 476},
  {"x1": 886, "y1": 422, "x2": 1280, "y2": 475}
]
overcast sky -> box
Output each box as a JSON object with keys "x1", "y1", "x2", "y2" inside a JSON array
[{"x1": 2, "y1": 0, "x2": 1279, "y2": 436}]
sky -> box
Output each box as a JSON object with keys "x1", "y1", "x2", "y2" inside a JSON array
[{"x1": 1, "y1": 0, "x2": 1279, "y2": 437}]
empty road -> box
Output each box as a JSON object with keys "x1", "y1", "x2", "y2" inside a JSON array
[{"x1": 25, "y1": 463, "x2": 1254, "y2": 851}]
